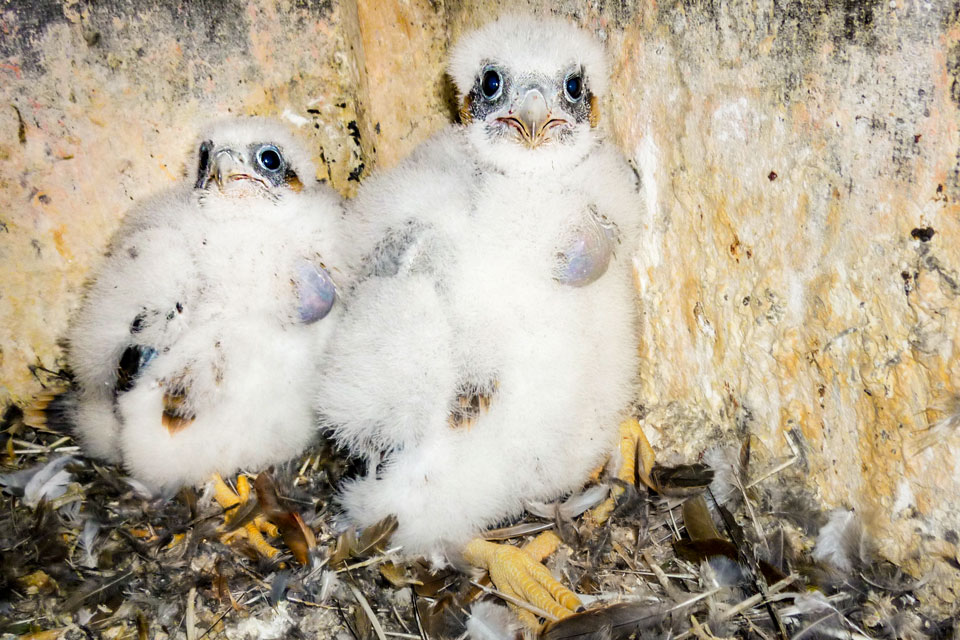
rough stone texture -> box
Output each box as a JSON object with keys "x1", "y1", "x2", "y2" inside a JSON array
[
  {"x1": 3, "y1": 0, "x2": 960, "y2": 611},
  {"x1": 600, "y1": 1, "x2": 960, "y2": 610}
]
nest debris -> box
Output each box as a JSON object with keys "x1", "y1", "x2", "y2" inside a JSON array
[{"x1": 1, "y1": 400, "x2": 958, "y2": 640}]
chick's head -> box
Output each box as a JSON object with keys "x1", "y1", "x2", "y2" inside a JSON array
[{"x1": 448, "y1": 15, "x2": 609, "y2": 171}]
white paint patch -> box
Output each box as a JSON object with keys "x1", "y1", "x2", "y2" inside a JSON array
[
  {"x1": 711, "y1": 97, "x2": 759, "y2": 144},
  {"x1": 787, "y1": 275, "x2": 805, "y2": 322},
  {"x1": 282, "y1": 108, "x2": 310, "y2": 127},
  {"x1": 892, "y1": 478, "x2": 914, "y2": 515},
  {"x1": 633, "y1": 133, "x2": 662, "y2": 279}
]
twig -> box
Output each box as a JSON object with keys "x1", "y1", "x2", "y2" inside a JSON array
[
  {"x1": 295, "y1": 455, "x2": 313, "y2": 486},
  {"x1": 716, "y1": 575, "x2": 796, "y2": 621},
  {"x1": 687, "y1": 614, "x2": 713, "y2": 640},
  {"x1": 468, "y1": 580, "x2": 560, "y2": 622},
  {"x1": 612, "y1": 569, "x2": 697, "y2": 580},
  {"x1": 672, "y1": 575, "x2": 797, "y2": 640},
  {"x1": 336, "y1": 547, "x2": 403, "y2": 573},
  {"x1": 746, "y1": 431, "x2": 799, "y2": 490},
  {"x1": 482, "y1": 521, "x2": 555, "y2": 540},
  {"x1": 666, "y1": 586, "x2": 723, "y2": 613},
  {"x1": 642, "y1": 550, "x2": 683, "y2": 601},
  {"x1": 390, "y1": 601, "x2": 412, "y2": 633},
  {"x1": 13, "y1": 446, "x2": 81, "y2": 455},
  {"x1": 349, "y1": 583, "x2": 387, "y2": 640},
  {"x1": 745, "y1": 617, "x2": 775, "y2": 640},
  {"x1": 287, "y1": 595, "x2": 335, "y2": 608},
  {"x1": 668, "y1": 506, "x2": 683, "y2": 540},
  {"x1": 711, "y1": 488, "x2": 788, "y2": 639},
  {"x1": 612, "y1": 542, "x2": 638, "y2": 571},
  {"x1": 67, "y1": 570, "x2": 134, "y2": 608},
  {"x1": 411, "y1": 590, "x2": 428, "y2": 640},
  {"x1": 186, "y1": 586, "x2": 197, "y2": 640},
  {"x1": 197, "y1": 607, "x2": 231, "y2": 640}
]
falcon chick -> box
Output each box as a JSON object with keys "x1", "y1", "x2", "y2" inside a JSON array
[
  {"x1": 62, "y1": 117, "x2": 344, "y2": 492},
  {"x1": 317, "y1": 15, "x2": 642, "y2": 622}
]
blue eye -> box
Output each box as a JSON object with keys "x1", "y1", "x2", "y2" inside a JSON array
[
  {"x1": 480, "y1": 68, "x2": 502, "y2": 100},
  {"x1": 257, "y1": 145, "x2": 283, "y2": 172},
  {"x1": 564, "y1": 74, "x2": 583, "y2": 102}
]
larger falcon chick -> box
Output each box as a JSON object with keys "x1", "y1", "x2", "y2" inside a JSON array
[
  {"x1": 63, "y1": 117, "x2": 343, "y2": 492},
  {"x1": 317, "y1": 15, "x2": 642, "y2": 622}
]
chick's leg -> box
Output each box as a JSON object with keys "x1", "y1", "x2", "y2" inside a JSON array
[
  {"x1": 463, "y1": 531, "x2": 581, "y2": 629},
  {"x1": 588, "y1": 418, "x2": 656, "y2": 525},
  {"x1": 213, "y1": 473, "x2": 281, "y2": 558}
]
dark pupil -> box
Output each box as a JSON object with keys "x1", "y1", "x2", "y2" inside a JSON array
[
  {"x1": 259, "y1": 148, "x2": 281, "y2": 171},
  {"x1": 481, "y1": 70, "x2": 501, "y2": 99},
  {"x1": 566, "y1": 75, "x2": 583, "y2": 100}
]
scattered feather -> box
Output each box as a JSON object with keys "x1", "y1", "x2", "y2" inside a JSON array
[
  {"x1": 76, "y1": 607, "x2": 95, "y2": 626},
  {"x1": 526, "y1": 485, "x2": 610, "y2": 520},
  {"x1": 812, "y1": 509, "x2": 865, "y2": 574},
  {"x1": 541, "y1": 602, "x2": 667, "y2": 640},
  {"x1": 702, "y1": 446, "x2": 743, "y2": 509},
  {"x1": 650, "y1": 463, "x2": 714, "y2": 497},
  {"x1": 318, "y1": 570, "x2": 340, "y2": 603},
  {"x1": 268, "y1": 570, "x2": 291, "y2": 607},
  {"x1": 466, "y1": 600, "x2": 522, "y2": 640},
  {"x1": 79, "y1": 518, "x2": 101, "y2": 568},
  {"x1": 15, "y1": 456, "x2": 78, "y2": 507},
  {"x1": 483, "y1": 521, "x2": 556, "y2": 540},
  {"x1": 331, "y1": 515, "x2": 398, "y2": 565},
  {"x1": 122, "y1": 476, "x2": 157, "y2": 500},
  {"x1": 700, "y1": 556, "x2": 747, "y2": 590}
]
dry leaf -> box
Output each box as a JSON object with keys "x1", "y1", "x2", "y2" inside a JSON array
[
  {"x1": 380, "y1": 562, "x2": 422, "y2": 588},
  {"x1": 681, "y1": 495, "x2": 720, "y2": 541}
]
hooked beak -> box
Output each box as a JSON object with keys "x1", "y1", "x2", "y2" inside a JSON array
[
  {"x1": 213, "y1": 149, "x2": 263, "y2": 189},
  {"x1": 496, "y1": 88, "x2": 570, "y2": 147},
  {"x1": 196, "y1": 147, "x2": 265, "y2": 191}
]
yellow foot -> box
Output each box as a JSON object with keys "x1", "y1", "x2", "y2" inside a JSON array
[
  {"x1": 213, "y1": 473, "x2": 281, "y2": 559},
  {"x1": 587, "y1": 418, "x2": 657, "y2": 526},
  {"x1": 464, "y1": 531, "x2": 581, "y2": 630}
]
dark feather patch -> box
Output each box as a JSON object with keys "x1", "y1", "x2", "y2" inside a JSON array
[
  {"x1": 253, "y1": 472, "x2": 316, "y2": 565},
  {"x1": 448, "y1": 381, "x2": 498, "y2": 430},
  {"x1": 115, "y1": 345, "x2": 156, "y2": 394},
  {"x1": 542, "y1": 602, "x2": 667, "y2": 640},
  {"x1": 195, "y1": 140, "x2": 213, "y2": 189},
  {"x1": 651, "y1": 463, "x2": 714, "y2": 496},
  {"x1": 331, "y1": 515, "x2": 398, "y2": 565}
]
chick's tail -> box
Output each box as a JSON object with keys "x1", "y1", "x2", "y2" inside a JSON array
[{"x1": 22, "y1": 384, "x2": 79, "y2": 435}]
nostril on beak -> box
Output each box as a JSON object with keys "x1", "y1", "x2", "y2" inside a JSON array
[{"x1": 518, "y1": 89, "x2": 548, "y2": 137}]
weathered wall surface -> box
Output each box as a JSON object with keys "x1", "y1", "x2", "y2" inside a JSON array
[
  {"x1": 3, "y1": 0, "x2": 960, "y2": 608},
  {"x1": 599, "y1": 1, "x2": 960, "y2": 608}
]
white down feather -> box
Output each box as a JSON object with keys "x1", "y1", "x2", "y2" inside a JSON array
[
  {"x1": 66, "y1": 117, "x2": 346, "y2": 490},
  {"x1": 317, "y1": 15, "x2": 643, "y2": 562}
]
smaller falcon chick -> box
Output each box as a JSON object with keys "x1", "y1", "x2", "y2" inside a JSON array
[{"x1": 63, "y1": 117, "x2": 344, "y2": 492}]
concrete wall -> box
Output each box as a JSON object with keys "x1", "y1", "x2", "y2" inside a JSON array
[{"x1": 2, "y1": 0, "x2": 959, "y2": 606}]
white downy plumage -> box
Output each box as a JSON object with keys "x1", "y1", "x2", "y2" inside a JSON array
[
  {"x1": 66, "y1": 117, "x2": 346, "y2": 491},
  {"x1": 318, "y1": 15, "x2": 643, "y2": 562}
]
